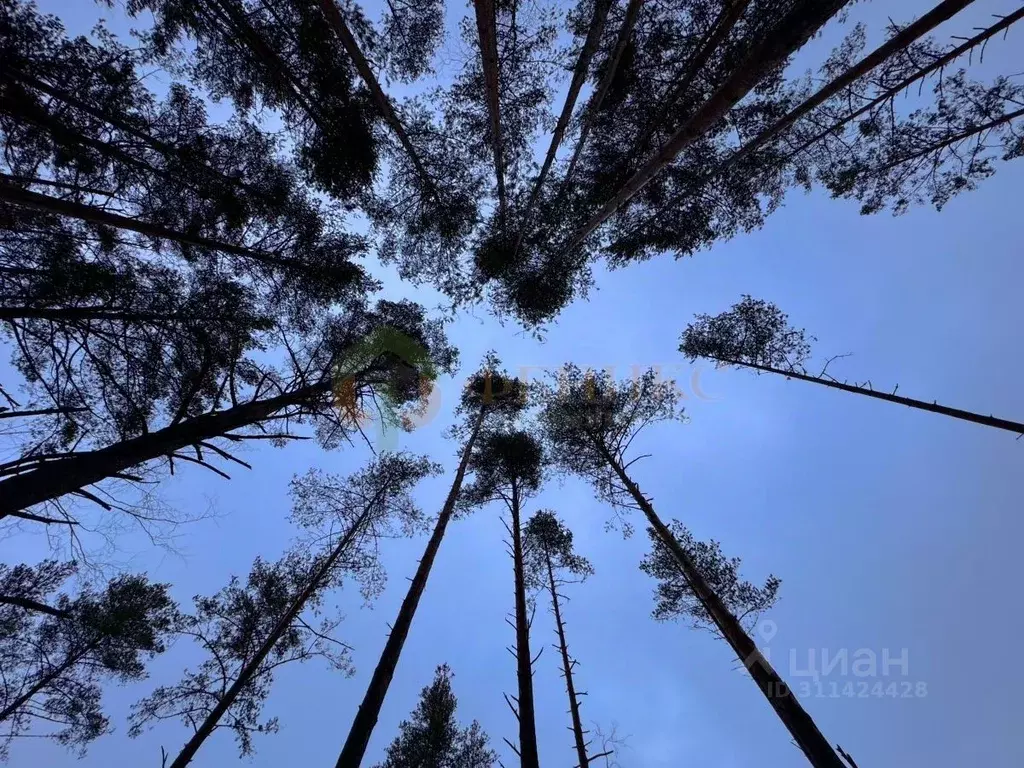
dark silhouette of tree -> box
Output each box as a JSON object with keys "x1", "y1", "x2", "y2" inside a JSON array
[
  {"x1": 0, "y1": 298, "x2": 457, "y2": 521},
  {"x1": 462, "y1": 429, "x2": 545, "y2": 768},
  {"x1": 639, "y1": 520, "x2": 780, "y2": 634},
  {"x1": 130, "y1": 0, "x2": 379, "y2": 200},
  {"x1": 681, "y1": 295, "x2": 1024, "y2": 435},
  {"x1": 523, "y1": 510, "x2": 610, "y2": 768},
  {"x1": 335, "y1": 356, "x2": 527, "y2": 768},
  {"x1": 372, "y1": 663, "x2": 497, "y2": 768},
  {"x1": 537, "y1": 364, "x2": 846, "y2": 767},
  {"x1": 130, "y1": 453, "x2": 436, "y2": 766},
  {"x1": 0, "y1": 561, "x2": 176, "y2": 758}
]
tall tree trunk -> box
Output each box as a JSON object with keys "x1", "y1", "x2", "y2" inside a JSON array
[
  {"x1": 593, "y1": 441, "x2": 845, "y2": 768},
  {"x1": 569, "y1": 0, "x2": 848, "y2": 250},
  {"x1": 520, "y1": 0, "x2": 612, "y2": 236},
  {"x1": 473, "y1": 0, "x2": 507, "y2": 226},
  {"x1": 712, "y1": 357, "x2": 1024, "y2": 435},
  {"x1": 0, "y1": 381, "x2": 329, "y2": 518},
  {"x1": 317, "y1": 0, "x2": 436, "y2": 198},
  {"x1": 0, "y1": 644, "x2": 95, "y2": 723},
  {"x1": 546, "y1": 552, "x2": 588, "y2": 768},
  {"x1": 0, "y1": 175, "x2": 302, "y2": 270},
  {"x1": 334, "y1": 408, "x2": 487, "y2": 768},
  {"x1": 167, "y1": 498, "x2": 380, "y2": 768},
  {"x1": 509, "y1": 481, "x2": 540, "y2": 768},
  {"x1": 786, "y1": 7, "x2": 1024, "y2": 161},
  {"x1": 560, "y1": 0, "x2": 644, "y2": 196},
  {"x1": 725, "y1": 0, "x2": 976, "y2": 168},
  {"x1": 629, "y1": 0, "x2": 752, "y2": 160}
]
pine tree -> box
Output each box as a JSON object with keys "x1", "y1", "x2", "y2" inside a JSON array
[
  {"x1": 0, "y1": 562, "x2": 177, "y2": 758},
  {"x1": 538, "y1": 363, "x2": 846, "y2": 768},
  {"x1": 372, "y1": 664, "x2": 497, "y2": 768},
  {"x1": 335, "y1": 356, "x2": 527, "y2": 768},
  {"x1": 522, "y1": 510, "x2": 609, "y2": 768},
  {"x1": 0, "y1": 298, "x2": 457, "y2": 520},
  {"x1": 461, "y1": 429, "x2": 546, "y2": 768},
  {"x1": 130, "y1": 453, "x2": 437, "y2": 766},
  {"x1": 681, "y1": 295, "x2": 1024, "y2": 435},
  {"x1": 639, "y1": 520, "x2": 780, "y2": 633}
]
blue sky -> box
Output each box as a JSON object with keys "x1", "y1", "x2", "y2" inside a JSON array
[{"x1": 2, "y1": 1, "x2": 1024, "y2": 767}]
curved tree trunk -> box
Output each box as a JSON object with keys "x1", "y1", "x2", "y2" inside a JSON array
[
  {"x1": 0, "y1": 381, "x2": 328, "y2": 518},
  {"x1": 509, "y1": 482, "x2": 540, "y2": 768},
  {"x1": 712, "y1": 356, "x2": 1024, "y2": 435},
  {"x1": 167, "y1": 499, "x2": 379, "y2": 768},
  {"x1": 334, "y1": 408, "x2": 487, "y2": 768},
  {"x1": 546, "y1": 552, "x2": 589, "y2": 768},
  {"x1": 594, "y1": 441, "x2": 845, "y2": 768}
]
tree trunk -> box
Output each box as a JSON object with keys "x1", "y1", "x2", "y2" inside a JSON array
[
  {"x1": 560, "y1": 0, "x2": 644, "y2": 196},
  {"x1": 569, "y1": 0, "x2": 847, "y2": 250},
  {"x1": 317, "y1": 0, "x2": 436, "y2": 198},
  {"x1": 334, "y1": 408, "x2": 486, "y2": 768},
  {"x1": 595, "y1": 441, "x2": 845, "y2": 768},
  {"x1": 521, "y1": 0, "x2": 612, "y2": 233},
  {"x1": 630, "y1": 0, "x2": 752, "y2": 160},
  {"x1": 473, "y1": 0, "x2": 507, "y2": 226},
  {"x1": 726, "y1": 0, "x2": 976, "y2": 168},
  {"x1": 0, "y1": 644, "x2": 94, "y2": 723},
  {"x1": 0, "y1": 381, "x2": 328, "y2": 518},
  {"x1": 509, "y1": 482, "x2": 540, "y2": 768},
  {"x1": 786, "y1": 7, "x2": 1024, "y2": 161},
  {"x1": 0, "y1": 407, "x2": 83, "y2": 420},
  {"x1": 167, "y1": 498, "x2": 379, "y2": 768},
  {"x1": 713, "y1": 356, "x2": 1024, "y2": 435},
  {"x1": 0, "y1": 175, "x2": 302, "y2": 271},
  {"x1": 0, "y1": 594, "x2": 70, "y2": 619},
  {"x1": 546, "y1": 552, "x2": 589, "y2": 768}
]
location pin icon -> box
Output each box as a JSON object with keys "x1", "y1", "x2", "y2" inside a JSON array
[{"x1": 759, "y1": 619, "x2": 778, "y2": 644}]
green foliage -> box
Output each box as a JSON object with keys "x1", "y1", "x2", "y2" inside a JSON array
[
  {"x1": 373, "y1": 664, "x2": 497, "y2": 768},
  {"x1": 522, "y1": 510, "x2": 593, "y2": 591},
  {"x1": 639, "y1": 520, "x2": 781, "y2": 634},
  {"x1": 462, "y1": 430, "x2": 545, "y2": 509},
  {"x1": 680, "y1": 295, "x2": 813, "y2": 371},
  {"x1": 129, "y1": 552, "x2": 353, "y2": 758},
  {"x1": 0, "y1": 562, "x2": 177, "y2": 758}
]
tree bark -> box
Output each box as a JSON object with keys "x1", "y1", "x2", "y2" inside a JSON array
[
  {"x1": 0, "y1": 175, "x2": 301, "y2": 270},
  {"x1": 334, "y1": 407, "x2": 486, "y2": 768},
  {"x1": 560, "y1": 0, "x2": 644, "y2": 195},
  {"x1": 594, "y1": 440, "x2": 845, "y2": 768},
  {"x1": 473, "y1": 0, "x2": 507, "y2": 226},
  {"x1": 509, "y1": 480, "x2": 540, "y2": 768},
  {"x1": 713, "y1": 356, "x2": 1024, "y2": 435},
  {"x1": 546, "y1": 552, "x2": 589, "y2": 768},
  {"x1": 167, "y1": 497, "x2": 379, "y2": 768},
  {"x1": 0, "y1": 381, "x2": 329, "y2": 518},
  {"x1": 569, "y1": 0, "x2": 848, "y2": 250}
]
